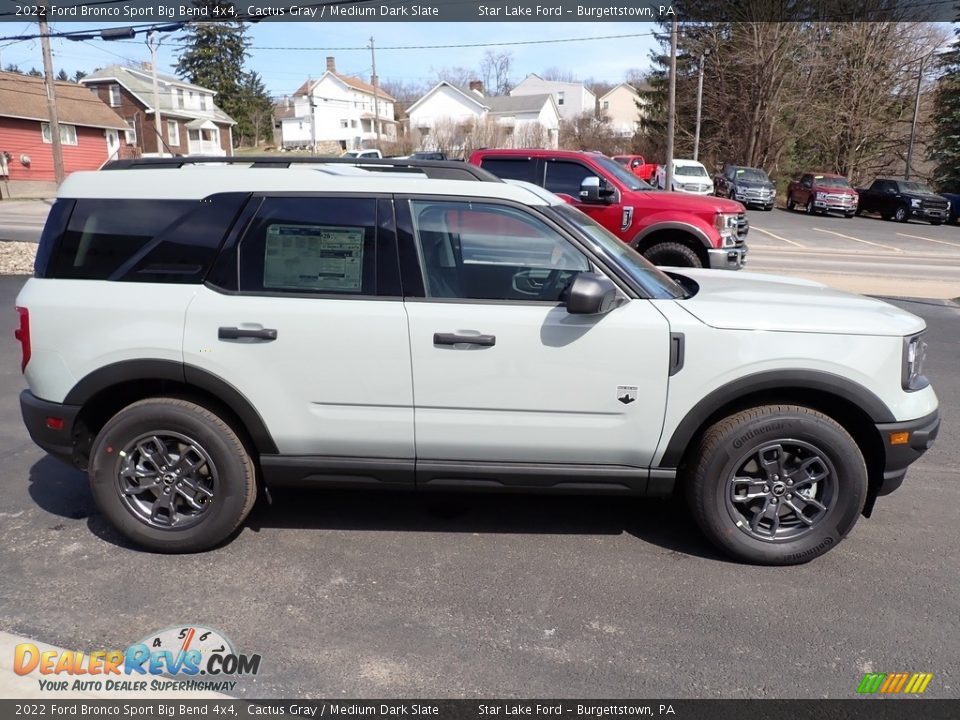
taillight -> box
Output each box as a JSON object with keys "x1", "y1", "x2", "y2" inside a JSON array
[{"x1": 14, "y1": 306, "x2": 30, "y2": 372}]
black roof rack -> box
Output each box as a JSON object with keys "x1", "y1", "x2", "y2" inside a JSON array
[{"x1": 102, "y1": 156, "x2": 500, "y2": 182}]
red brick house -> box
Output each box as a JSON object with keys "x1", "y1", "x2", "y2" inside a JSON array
[
  {"x1": 0, "y1": 71, "x2": 130, "y2": 198},
  {"x1": 80, "y1": 64, "x2": 235, "y2": 157}
]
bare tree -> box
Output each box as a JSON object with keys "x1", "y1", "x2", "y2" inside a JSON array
[
  {"x1": 542, "y1": 67, "x2": 578, "y2": 83},
  {"x1": 480, "y1": 51, "x2": 513, "y2": 96}
]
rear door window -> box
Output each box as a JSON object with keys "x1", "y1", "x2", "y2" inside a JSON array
[{"x1": 478, "y1": 157, "x2": 538, "y2": 184}]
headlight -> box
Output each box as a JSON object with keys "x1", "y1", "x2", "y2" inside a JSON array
[
  {"x1": 714, "y1": 212, "x2": 739, "y2": 235},
  {"x1": 911, "y1": 198, "x2": 922, "y2": 208},
  {"x1": 902, "y1": 333, "x2": 928, "y2": 391}
]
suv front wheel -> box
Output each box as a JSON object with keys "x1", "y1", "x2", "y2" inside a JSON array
[
  {"x1": 685, "y1": 404, "x2": 867, "y2": 565},
  {"x1": 89, "y1": 398, "x2": 257, "y2": 553}
]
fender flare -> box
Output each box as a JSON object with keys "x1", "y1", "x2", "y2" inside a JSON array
[
  {"x1": 631, "y1": 221, "x2": 714, "y2": 250},
  {"x1": 657, "y1": 369, "x2": 895, "y2": 468},
  {"x1": 63, "y1": 359, "x2": 278, "y2": 454}
]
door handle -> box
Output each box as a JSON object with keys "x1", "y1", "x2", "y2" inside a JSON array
[
  {"x1": 218, "y1": 326, "x2": 278, "y2": 341},
  {"x1": 433, "y1": 332, "x2": 496, "y2": 347}
]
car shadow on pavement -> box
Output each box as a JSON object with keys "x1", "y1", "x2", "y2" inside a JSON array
[
  {"x1": 26, "y1": 456, "x2": 727, "y2": 562},
  {"x1": 247, "y1": 487, "x2": 728, "y2": 562}
]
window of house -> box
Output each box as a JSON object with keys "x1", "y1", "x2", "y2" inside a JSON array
[
  {"x1": 167, "y1": 120, "x2": 179, "y2": 146},
  {"x1": 108, "y1": 84, "x2": 121, "y2": 107},
  {"x1": 557, "y1": 91, "x2": 565, "y2": 106},
  {"x1": 124, "y1": 119, "x2": 137, "y2": 144},
  {"x1": 200, "y1": 94, "x2": 208, "y2": 111},
  {"x1": 410, "y1": 200, "x2": 589, "y2": 302},
  {"x1": 340, "y1": 119, "x2": 349, "y2": 128},
  {"x1": 238, "y1": 197, "x2": 378, "y2": 295},
  {"x1": 188, "y1": 129, "x2": 200, "y2": 143},
  {"x1": 175, "y1": 88, "x2": 185, "y2": 109},
  {"x1": 602, "y1": 100, "x2": 609, "y2": 110},
  {"x1": 41, "y1": 123, "x2": 78, "y2": 146}
]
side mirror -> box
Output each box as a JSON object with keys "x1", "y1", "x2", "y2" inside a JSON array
[
  {"x1": 566, "y1": 272, "x2": 619, "y2": 315},
  {"x1": 580, "y1": 175, "x2": 603, "y2": 202}
]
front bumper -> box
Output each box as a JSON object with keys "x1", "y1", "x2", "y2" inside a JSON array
[
  {"x1": 910, "y1": 206, "x2": 947, "y2": 221},
  {"x1": 874, "y1": 409, "x2": 940, "y2": 496},
  {"x1": 813, "y1": 197, "x2": 858, "y2": 213},
  {"x1": 734, "y1": 191, "x2": 776, "y2": 207},
  {"x1": 20, "y1": 390, "x2": 81, "y2": 467},
  {"x1": 708, "y1": 245, "x2": 747, "y2": 270}
]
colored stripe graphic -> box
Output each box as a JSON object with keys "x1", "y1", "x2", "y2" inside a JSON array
[{"x1": 857, "y1": 672, "x2": 933, "y2": 694}]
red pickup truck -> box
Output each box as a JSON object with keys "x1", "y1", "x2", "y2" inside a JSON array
[
  {"x1": 469, "y1": 149, "x2": 748, "y2": 270},
  {"x1": 786, "y1": 172, "x2": 858, "y2": 217},
  {"x1": 613, "y1": 154, "x2": 659, "y2": 184}
]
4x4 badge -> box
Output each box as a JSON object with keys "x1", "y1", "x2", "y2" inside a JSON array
[{"x1": 617, "y1": 385, "x2": 638, "y2": 405}]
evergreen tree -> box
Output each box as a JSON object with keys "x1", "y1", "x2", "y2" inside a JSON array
[
  {"x1": 175, "y1": 1, "x2": 249, "y2": 146},
  {"x1": 928, "y1": 27, "x2": 960, "y2": 192},
  {"x1": 73, "y1": 70, "x2": 88, "y2": 83},
  {"x1": 236, "y1": 71, "x2": 273, "y2": 147},
  {"x1": 27, "y1": 67, "x2": 42, "y2": 77},
  {"x1": 57, "y1": 69, "x2": 69, "y2": 82}
]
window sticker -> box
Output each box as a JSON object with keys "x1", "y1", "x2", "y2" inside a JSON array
[{"x1": 263, "y1": 224, "x2": 364, "y2": 292}]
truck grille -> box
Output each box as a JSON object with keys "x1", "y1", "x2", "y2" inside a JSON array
[
  {"x1": 736, "y1": 212, "x2": 749, "y2": 240},
  {"x1": 923, "y1": 198, "x2": 948, "y2": 212},
  {"x1": 683, "y1": 183, "x2": 710, "y2": 193}
]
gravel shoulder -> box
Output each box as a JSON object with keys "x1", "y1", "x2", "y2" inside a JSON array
[{"x1": 0, "y1": 242, "x2": 36, "y2": 275}]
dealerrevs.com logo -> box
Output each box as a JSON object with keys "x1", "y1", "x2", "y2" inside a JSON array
[
  {"x1": 14, "y1": 625, "x2": 261, "y2": 694},
  {"x1": 857, "y1": 672, "x2": 934, "y2": 695}
]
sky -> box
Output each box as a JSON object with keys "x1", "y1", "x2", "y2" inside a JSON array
[{"x1": 0, "y1": 21, "x2": 660, "y2": 97}]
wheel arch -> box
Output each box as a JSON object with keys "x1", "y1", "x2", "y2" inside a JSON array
[
  {"x1": 659, "y1": 371, "x2": 892, "y2": 499},
  {"x1": 67, "y1": 360, "x2": 278, "y2": 466},
  {"x1": 632, "y1": 223, "x2": 712, "y2": 266}
]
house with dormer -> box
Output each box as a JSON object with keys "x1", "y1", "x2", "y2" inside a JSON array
[
  {"x1": 278, "y1": 57, "x2": 396, "y2": 151},
  {"x1": 80, "y1": 64, "x2": 235, "y2": 157}
]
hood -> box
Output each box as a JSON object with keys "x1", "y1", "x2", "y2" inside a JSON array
[
  {"x1": 668, "y1": 269, "x2": 925, "y2": 336},
  {"x1": 649, "y1": 190, "x2": 741, "y2": 214},
  {"x1": 737, "y1": 180, "x2": 775, "y2": 190}
]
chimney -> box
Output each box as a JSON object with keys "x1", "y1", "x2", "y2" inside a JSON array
[
  {"x1": 469, "y1": 80, "x2": 484, "y2": 96},
  {"x1": 326, "y1": 56, "x2": 336, "y2": 73}
]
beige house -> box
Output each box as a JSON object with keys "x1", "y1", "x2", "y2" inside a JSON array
[{"x1": 598, "y1": 83, "x2": 644, "y2": 137}]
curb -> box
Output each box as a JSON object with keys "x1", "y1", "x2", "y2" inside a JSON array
[{"x1": 0, "y1": 630, "x2": 232, "y2": 700}]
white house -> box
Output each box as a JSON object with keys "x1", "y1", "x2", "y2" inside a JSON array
[
  {"x1": 406, "y1": 81, "x2": 560, "y2": 151},
  {"x1": 509, "y1": 74, "x2": 596, "y2": 121},
  {"x1": 598, "y1": 83, "x2": 645, "y2": 136},
  {"x1": 280, "y1": 57, "x2": 396, "y2": 151}
]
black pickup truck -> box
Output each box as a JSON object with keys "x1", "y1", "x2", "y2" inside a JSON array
[{"x1": 856, "y1": 178, "x2": 950, "y2": 224}]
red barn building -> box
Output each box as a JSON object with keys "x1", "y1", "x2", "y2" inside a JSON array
[{"x1": 0, "y1": 71, "x2": 129, "y2": 198}]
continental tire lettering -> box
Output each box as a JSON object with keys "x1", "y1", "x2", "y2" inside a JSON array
[
  {"x1": 784, "y1": 536, "x2": 834, "y2": 562},
  {"x1": 732, "y1": 423, "x2": 786, "y2": 449}
]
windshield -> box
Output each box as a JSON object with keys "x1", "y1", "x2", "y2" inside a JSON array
[
  {"x1": 901, "y1": 181, "x2": 934, "y2": 194},
  {"x1": 813, "y1": 175, "x2": 851, "y2": 188},
  {"x1": 736, "y1": 168, "x2": 769, "y2": 183},
  {"x1": 675, "y1": 163, "x2": 708, "y2": 177},
  {"x1": 593, "y1": 155, "x2": 653, "y2": 191},
  {"x1": 546, "y1": 204, "x2": 685, "y2": 300}
]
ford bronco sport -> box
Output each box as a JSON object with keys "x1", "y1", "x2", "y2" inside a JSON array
[{"x1": 16, "y1": 158, "x2": 939, "y2": 564}]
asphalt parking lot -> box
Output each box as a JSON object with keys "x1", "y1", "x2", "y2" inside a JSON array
[
  {"x1": 0, "y1": 274, "x2": 957, "y2": 699},
  {"x1": 744, "y1": 207, "x2": 960, "y2": 298}
]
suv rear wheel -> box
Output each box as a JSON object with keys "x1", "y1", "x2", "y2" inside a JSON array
[
  {"x1": 685, "y1": 404, "x2": 867, "y2": 565},
  {"x1": 89, "y1": 398, "x2": 257, "y2": 553},
  {"x1": 644, "y1": 241, "x2": 702, "y2": 268}
]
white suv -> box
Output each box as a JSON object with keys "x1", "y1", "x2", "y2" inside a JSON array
[{"x1": 16, "y1": 159, "x2": 939, "y2": 564}]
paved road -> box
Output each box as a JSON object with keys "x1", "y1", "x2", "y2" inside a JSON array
[
  {"x1": 0, "y1": 201, "x2": 51, "y2": 242},
  {"x1": 745, "y1": 207, "x2": 960, "y2": 298},
  {"x1": 0, "y1": 275, "x2": 957, "y2": 699}
]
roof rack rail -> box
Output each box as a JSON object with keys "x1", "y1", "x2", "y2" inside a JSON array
[{"x1": 102, "y1": 156, "x2": 500, "y2": 182}]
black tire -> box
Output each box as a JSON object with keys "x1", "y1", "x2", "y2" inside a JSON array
[
  {"x1": 644, "y1": 241, "x2": 703, "y2": 268},
  {"x1": 89, "y1": 398, "x2": 257, "y2": 553},
  {"x1": 845, "y1": 211, "x2": 855, "y2": 218},
  {"x1": 894, "y1": 206, "x2": 909, "y2": 223},
  {"x1": 805, "y1": 198, "x2": 815, "y2": 215},
  {"x1": 786, "y1": 194, "x2": 795, "y2": 211},
  {"x1": 685, "y1": 404, "x2": 867, "y2": 565},
  {"x1": 881, "y1": 212, "x2": 892, "y2": 221},
  {"x1": 764, "y1": 204, "x2": 774, "y2": 211}
]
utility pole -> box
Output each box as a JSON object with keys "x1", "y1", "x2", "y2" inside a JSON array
[
  {"x1": 693, "y1": 49, "x2": 710, "y2": 162},
  {"x1": 147, "y1": 31, "x2": 164, "y2": 157},
  {"x1": 906, "y1": 54, "x2": 925, "y2": 181},
  {"x1": 370, "y1": 36, "x2": 381, "y2": 147},
  {"x1": 664, "y1": 19, "x2": 678, "y2": 192},
  {"x1": 38, "y1": 2, "x2": 64, "y2": 184},
  {"x1": 310, "y1": 96, "x2": 317, "y2": 156}
]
